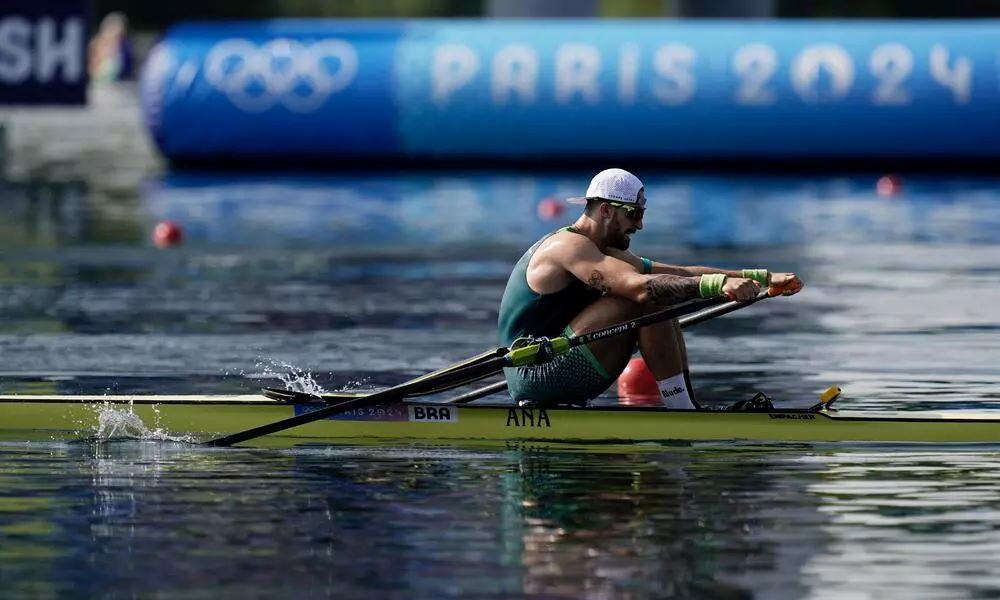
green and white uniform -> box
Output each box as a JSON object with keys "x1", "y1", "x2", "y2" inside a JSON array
[{"x1": 498, "y1": 228, "x2": 614, "y2": 405}]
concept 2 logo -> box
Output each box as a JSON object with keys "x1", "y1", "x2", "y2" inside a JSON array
[{"x1": 204, "y1": 38, "x2": 358, "y2": 113}]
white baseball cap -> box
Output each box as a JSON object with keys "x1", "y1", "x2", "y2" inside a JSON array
[{"x1": 567, "y1": 168, "x2": 645, "y2": 206}]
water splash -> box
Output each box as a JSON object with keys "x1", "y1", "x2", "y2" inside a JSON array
[
  {"x1": 255, "y1": 359, "x2": 329, "y2": 395},
  {"x1": 90, "y1": 402, "x2": 194, "y2": 443}
]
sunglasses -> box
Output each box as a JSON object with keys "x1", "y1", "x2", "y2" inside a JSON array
[{"x1": 607, "y1": 201, "x2": 645, "y2": 220}]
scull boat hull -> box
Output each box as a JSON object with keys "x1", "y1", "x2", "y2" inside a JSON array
[{"x1": 2, "y1": 394, "x2": 1000, "y2": 446}]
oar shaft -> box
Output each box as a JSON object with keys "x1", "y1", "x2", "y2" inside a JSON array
[
  {"x1": 208, "y1": 355, "x2": 508, "y2": 446},
  {"x1": 675, "y1": 289, "x2": 770, "y2": 329},
  {"x1": 447, "y1": 380, "x2": 509, "y2": 404},
  {"x1": 571, "y1": 296, "x2": 727, "y2": 347}
]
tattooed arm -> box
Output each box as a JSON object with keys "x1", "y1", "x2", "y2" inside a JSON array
[
  {"x1": 604, "y1": 248, "x2": 744, "y2": 278},
  {"x1": 528, "y1": 230, "x2": 762, "y2": 303},
  {"x1": 603, "y1": 248, "x2": 803, "y2": 298},
  {"x1": 643, "y1": 275, "x2": 702, "y2": 305},
  {"x1": 533, "y1": 233, "x2": 702, "y2": 303}
]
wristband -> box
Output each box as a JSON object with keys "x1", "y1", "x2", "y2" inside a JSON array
[
  {"x1": 640, "y1": 256, "x2": 653, "y2": 274},
  {"x1": 699, "y1": 273, "x2": 727, "y2": 298},
  {"x1": 741, "y1": 269, "x2": 770, "y2": 285}
]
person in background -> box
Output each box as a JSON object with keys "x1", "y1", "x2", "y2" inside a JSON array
[
  {"x1": 88, "y1": 12, "x2": 134, "y2": 82},
  {"x1": 498, "y1": 168, "x2": 803, "y2": 409}
]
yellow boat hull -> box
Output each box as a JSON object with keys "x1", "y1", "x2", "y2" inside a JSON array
[{"x1": 2, "y1": 394, "x2": 1000, "y2": 446}]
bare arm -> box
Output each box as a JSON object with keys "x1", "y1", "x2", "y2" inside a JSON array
[
  {"x1": 542, "y1": 235, "x2": 703, "y2": 305},
  {"x1": 603, "y1": 248, "x2": 743, "y2": 278}
]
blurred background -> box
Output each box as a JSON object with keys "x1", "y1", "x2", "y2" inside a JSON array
[
  {"x1": 1, "y1": 1, "x2": 999, "y2": 405},
  {"x1": 5, "y1": 5, "x2": 1000, "y2": 596}
]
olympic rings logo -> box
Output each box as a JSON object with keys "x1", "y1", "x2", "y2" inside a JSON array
[{"x1": 204, "y1": 38, "x2": 358, "y2": 113}]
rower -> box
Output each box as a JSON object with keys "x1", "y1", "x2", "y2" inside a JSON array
[{"x1": 498, "y1": 168, "x2": 803, "y2": 409}]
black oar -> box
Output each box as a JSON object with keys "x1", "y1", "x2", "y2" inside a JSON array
[
  {"x1": 446, "y1": 380, "x2": 510, "y2": 404},
  {"x1": 673, "y1": 288, "x2": 771, "y2": 328},
  {"x1": 205, "y1": 295, "x2": 734, "y2": 447},
  {"x1": 443, "y1": 289, "x2": 774, "y2": 404}
]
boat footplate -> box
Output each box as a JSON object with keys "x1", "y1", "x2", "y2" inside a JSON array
[{"x1": 728, "y1": 391, "x2": 775, "y2": 412}]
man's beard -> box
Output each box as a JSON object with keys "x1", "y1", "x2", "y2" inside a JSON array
[{"x1": 609, "y1": 230, "x2": 631, "y2": 250}]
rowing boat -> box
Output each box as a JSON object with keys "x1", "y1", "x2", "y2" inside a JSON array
[{"x1": 3, "y1": 392, "x2": 1000, "y2": 446}]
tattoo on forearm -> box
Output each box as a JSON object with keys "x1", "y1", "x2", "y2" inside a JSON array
[
  {"x1": 645, "y1": 276, "x2": 700, "y2": 305},
  {"x1": 587, "y1": 270, "x2": 611, "y2": 294}
]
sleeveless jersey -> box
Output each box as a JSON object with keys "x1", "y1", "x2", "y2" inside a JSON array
[{"x1": 498, "y1": 228, "x2": 602, "y2": 346}]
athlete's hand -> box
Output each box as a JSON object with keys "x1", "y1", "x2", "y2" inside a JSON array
[
  {"x1": 722, "y1": 277, "x2": 760, "y2": 302},
  {"x1": 768, "y1": 273, "x2": 803, "y2": 297}
]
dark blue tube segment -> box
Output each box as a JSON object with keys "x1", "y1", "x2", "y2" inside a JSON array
[{"x1": 140, "y1": 20, "x2": 1000, "y2": 161}]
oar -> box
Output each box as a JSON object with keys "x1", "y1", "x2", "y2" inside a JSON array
[
  {"x1": 445, "y1": 380, "x2": 509, "y2": 404},
  {"x1": 444, "y1": 289, "x2": 774, "y2": 404},
  {"x1": 265, "y1": 288, "x2": 780, "y2": 406},
  {"x1": 205, "y1": 295, "x2": 732, "y2": 447},
  {"x1": 673, "y1": 287, "x2": 771, "y2": 328}
]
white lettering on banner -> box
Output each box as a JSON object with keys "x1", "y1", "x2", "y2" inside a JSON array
[
  {"x1": 0, "y1": 17, "x2": 32, "y2": 83},
  {"x1": 652, "y1": 43, "x2": 696, "y2": 105},
  {"x1": 791, "y1": 43, "x2": 854, "y2": 103},
  {"x1": 929, "y1": 43, "x2": 971, "y2": 104},
  {"x1": 432, "y1": 43, "x2": 479, "y2": 105},
  {"x1": 555, "y1": 43, "x2": 600, "y2": 104},
  {"x1": 425, "y1": 41, "x2": 979, "y2": 109},
  {"x1": 204, "y1": 38, "x2": 358, "y2": 113},
  {"x1": 0, "y1": 16, "x2": 83, "y2": 84},
  {"x1": 870, "y1": 43, "x2": 912, "y2": 106},
  {"x1": 36, "y1": 17, "x2": 83, "y2": 83},
  {"x1": 492, "y1": 44, "x2": 538, "y2": 105},
  {"x1": 617, "y1": 43, "x2": 640, "y2": 105},
  {"x1": 733, "y1": 43, "x2": 777, "y2": 105}
]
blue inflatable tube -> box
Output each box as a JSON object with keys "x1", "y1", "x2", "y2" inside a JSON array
[{"x1": 140, "y1": 20, "x2": 1000, "y2": 163}]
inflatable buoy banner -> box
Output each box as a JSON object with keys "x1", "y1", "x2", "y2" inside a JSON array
[
  {"x1": 141, "y1": 20, "x2": 1000, "y2": 161},
  {"x1": 141, "y1": 21, "x2": 401, "y2": 157}
]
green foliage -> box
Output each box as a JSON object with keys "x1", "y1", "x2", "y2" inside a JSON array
[
  {"x1": 92, "y1": 0, "x2": 1000, "y2": 30},
  {"x1": 91, "y1": 0, "x2": 481, "y2": 29},
  {"x1": 268, "y1": 0, "x2": 481, "y2": 17},
  {"x1": 601, "y1": 0, "x2": 671, "y2": 17}
]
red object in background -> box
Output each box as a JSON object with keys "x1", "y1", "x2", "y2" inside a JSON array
[
  {"x1": 537, "y1": 197, "x2": 566, "y2": 220},
  {"x1": 876, "y1": 174, "x2": 903, "y2": 198},
  {"x1": 152, "y1": 221, "x2": 183, "y2": 247},
  {"x1": 617, "y1": 357, "x2": 661, "y2": 406}
]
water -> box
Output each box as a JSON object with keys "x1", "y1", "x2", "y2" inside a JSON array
[
  {"x1": 2, "y1": 94, "x2": 1000, "y2": 597},
  {"x1": 4, "y1": 443, "x2": 1000, "y2": 598}
]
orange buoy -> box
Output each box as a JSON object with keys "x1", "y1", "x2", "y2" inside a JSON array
[
  {"x1": 536, "y1": 197, "x2": 565, "y2": 220},
  {"x1": 152, "y1": 220, "x2": 183, "y2": 248},
  {"x1": 617, "y1": 357, "x2": 660, "y2": 406},
  {"x1": 876, "y1": 174, "x2": 902, "y2": 198}
]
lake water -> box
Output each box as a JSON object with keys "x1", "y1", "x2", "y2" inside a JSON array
[{"x1": 2, "y1": 93, "x2": 1000, "y2": 597}]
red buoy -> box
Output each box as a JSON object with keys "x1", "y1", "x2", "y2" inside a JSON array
[
  {"x1": 537, "y1": 197, "x2": 565, "y2": 220},
  {"x1": 152, "y1": 220, "x2": 183, "y2": 248},
  {"x1": 876, "y1": 174, "x2": 902, "y2": 198},
  {"x1": 617, "y1": 357, "x2": 660, "y2": 406}
]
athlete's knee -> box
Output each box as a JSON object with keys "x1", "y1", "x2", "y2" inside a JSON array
[{"x1": 602, "y1": 295, "x2": 642, "y2": 318}]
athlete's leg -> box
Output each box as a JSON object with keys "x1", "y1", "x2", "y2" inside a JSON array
[
  {"x1": 637, "y1": 313, "x2": 698, "y2": 408},
  {"x1": 638, "y1": 318, "x2": 687, "y2": 379},
  {"x1": 505, "y1": 295, "x2": 639, "y2": 406},
  {"x1": 566, "y1": 295, "x2": 642, "y2": 379}
]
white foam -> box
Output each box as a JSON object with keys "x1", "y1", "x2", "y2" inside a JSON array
[{"x1": 90, "y1": 403, "x2": 194, "y2": 443}]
